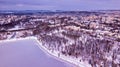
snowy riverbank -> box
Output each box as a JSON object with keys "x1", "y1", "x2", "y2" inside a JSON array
[{"x1": 0, "y1": 37, "x2": 91, "y2": 67}]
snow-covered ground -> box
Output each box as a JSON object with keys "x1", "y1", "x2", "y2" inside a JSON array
[{"x1": 0, "y1": 37, "x2": 91, "y2": 67}]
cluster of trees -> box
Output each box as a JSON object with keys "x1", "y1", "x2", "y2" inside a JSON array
[
  {"x1": 40, "y1": 35, "x2": 68, "y2": 51},
  {"x1": 61, "y1": 34, "x2": 119, "y2": 67}
]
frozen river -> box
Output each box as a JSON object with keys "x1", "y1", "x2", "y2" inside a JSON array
[{"x1": 0, "y1": 39, "x2": 73, "y2": 67}]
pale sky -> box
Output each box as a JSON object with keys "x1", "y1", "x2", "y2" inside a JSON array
[{"x1": 0, "y1": 0, "x2": 120, "y2": 10}]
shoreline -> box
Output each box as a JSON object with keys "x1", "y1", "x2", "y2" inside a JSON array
[{"x1": 0, "y1": 37, "x2": 91, "y2": 67}]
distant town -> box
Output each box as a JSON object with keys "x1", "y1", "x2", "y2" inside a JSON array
[{"x1": 0, "y1": 10, "x2": 120, "y2": 67}]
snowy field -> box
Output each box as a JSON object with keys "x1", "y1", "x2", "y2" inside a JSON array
[{"x1": 0, "y1": 38, "x2": 72, "y2": 67}]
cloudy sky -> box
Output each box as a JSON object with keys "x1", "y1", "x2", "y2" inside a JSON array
[{"x1": 0, "y1": 0, "x2": 120, "y2": 10}]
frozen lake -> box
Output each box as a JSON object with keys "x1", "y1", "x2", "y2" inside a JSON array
[{"x1": 0, "y1": 39, "x2": 73, "y2": 67}]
